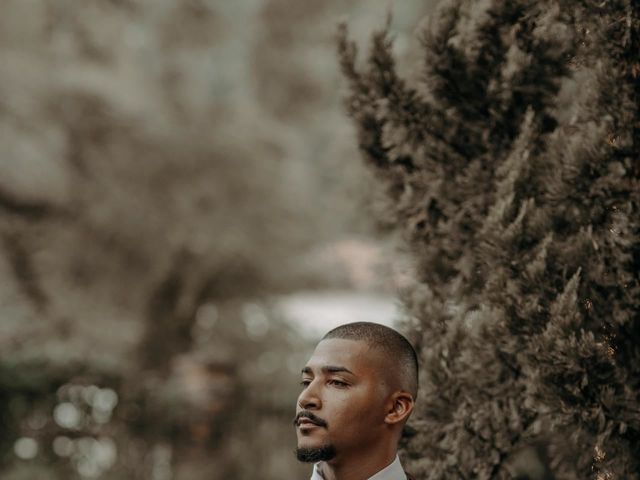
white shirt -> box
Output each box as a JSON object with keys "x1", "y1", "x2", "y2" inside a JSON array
[{"x1": 310, "y1": 455, "x2": 406, "y2": 480}]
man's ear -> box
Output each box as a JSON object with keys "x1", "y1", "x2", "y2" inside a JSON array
[{"x1": 384, "y1": 391, "x2": 414, "y2": 425}]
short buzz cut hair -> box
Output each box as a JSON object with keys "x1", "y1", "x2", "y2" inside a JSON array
[{"x1": 322, "y1": 321, "x2": 419, "y2": 397}]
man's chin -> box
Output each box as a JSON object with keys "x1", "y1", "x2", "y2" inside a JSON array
[{"x1": 295, "y1": 444, "x2": 337, "y2": 463}]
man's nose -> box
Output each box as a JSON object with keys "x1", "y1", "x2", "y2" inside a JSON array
[{"x1": 297, "y1": 381, "x2": 322, "y2": 410}]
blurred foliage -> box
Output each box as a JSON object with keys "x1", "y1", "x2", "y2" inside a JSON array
[
  {"x1": 340, "y1": 0, "x2": 640, "y2": 478},
  {"x1": 0, "y1": 0, "x2": 431, "y2": 479}
]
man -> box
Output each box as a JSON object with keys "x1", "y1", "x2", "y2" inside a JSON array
[{"x1": 294, "y1": 322, "x2": 419, "y2": 480}]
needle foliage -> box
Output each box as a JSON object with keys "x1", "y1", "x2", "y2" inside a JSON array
[{"x1": 339, "y1": 1, "x2": 640, "y2": 478}]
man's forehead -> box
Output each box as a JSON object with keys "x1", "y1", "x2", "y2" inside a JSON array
[{"x1": 304, "y1": 338, "x2": 377, "y2": 372}]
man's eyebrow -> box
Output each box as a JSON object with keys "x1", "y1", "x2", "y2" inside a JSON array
[{"x1": 301, "y1": 365, "x2": 355, "y2": 375}]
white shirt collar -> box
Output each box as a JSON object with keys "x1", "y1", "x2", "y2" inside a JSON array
[{"x1": 310, "y1": 455, "x2": 405, "y2": 480}]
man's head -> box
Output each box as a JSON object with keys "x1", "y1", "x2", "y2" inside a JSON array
[{"x1": 294, "y1": 322, "x2": 419, "y2": 464}]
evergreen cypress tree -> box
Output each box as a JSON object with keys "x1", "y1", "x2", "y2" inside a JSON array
[{"x1": 339, "y1": 1, "x2": 640, "y2": 478}]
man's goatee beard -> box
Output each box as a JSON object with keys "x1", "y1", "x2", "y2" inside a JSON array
[{"x1": 295, "y1": 445, "x2": 337, "y2": 463}]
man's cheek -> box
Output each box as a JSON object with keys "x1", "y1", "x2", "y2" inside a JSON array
[{"x1": 337, "y1": 396, "x2": 368, "y2": 424}]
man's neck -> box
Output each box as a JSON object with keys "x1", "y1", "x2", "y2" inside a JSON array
[{"x1": 317, "y1": 444, "x2": 397, "y2": 480}]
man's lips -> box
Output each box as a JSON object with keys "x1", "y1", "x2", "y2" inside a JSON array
[
  {"x1": 294, "y1": 412, "x2": 327, "y2": 428},
  {"x1": 298, "y1": 418, "x2": 320, "y2": 427}
]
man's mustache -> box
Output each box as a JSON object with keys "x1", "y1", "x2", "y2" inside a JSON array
[{"x1": 293, "y1": 411, "x2": 328, "y2": 428}]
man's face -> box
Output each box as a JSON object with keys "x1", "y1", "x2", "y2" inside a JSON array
[{"x1": 294, "y1": 338, "x2": 390, "y2": 462}]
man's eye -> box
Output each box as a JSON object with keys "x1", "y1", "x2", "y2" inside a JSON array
[
  {"x1": 328, "y1": 380, "x2": 348, "y2": 387},
  {"x1": 300, "y1": 380, "x2": 311, "y2": 388}
]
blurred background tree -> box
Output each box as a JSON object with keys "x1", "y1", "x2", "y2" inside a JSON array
[
  {"x1": 339, "y1": 0, "x2": 640, "y2": 478},
  {"x1": 0, "y1": 1, "x2": 434, "y2": 479}
]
